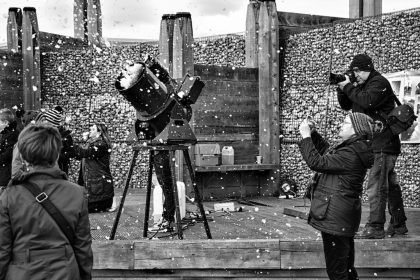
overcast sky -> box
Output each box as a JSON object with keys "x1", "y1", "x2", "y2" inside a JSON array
[{"x1": 0, "y1": 0, "x2": 419, "y2": 44}]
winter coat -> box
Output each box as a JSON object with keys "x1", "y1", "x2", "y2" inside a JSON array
[
  {"x1": 58, "y1": 127, "x2": 76, "y2": 175},
  {"x1": 0, "y1": 167, "x2": 93, "y2": 280},
  {"x1": 0, "y1": 121, "x2": 19, "y2": 186},
  {"x1": 75, "y1": 137, "x2": 114, "y2": 204},
  {"x1": 299, "y1": 132, "x2": 374, "y2": 237},
  {"x1": 337, "y1": 70, "x2": 401, "y2": 154}
]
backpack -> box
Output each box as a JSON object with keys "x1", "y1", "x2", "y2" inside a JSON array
[{"x1": 378, "y1": 94, "x2": 417, "y2": 135}]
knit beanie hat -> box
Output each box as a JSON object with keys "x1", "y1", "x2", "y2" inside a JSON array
[
  {"x1": 35, "y1": 106, "x2": 63, "y2": 127},
  {"x1": 349, "y1": 112, "x2": 377, "y2": 139},
  {"x1": 44, "y1": 107, "x2": 63, "y2": 127},
  {"x1": 349, "y1": 54, "x2": 374, "y2": 71}
]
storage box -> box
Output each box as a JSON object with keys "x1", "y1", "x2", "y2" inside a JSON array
[
  {"x1": 214, "y1": 202, "x2": 235, "y2": 212},
  {"x1": 195, "y1": 144, "x2": 220, "y2": 166}
]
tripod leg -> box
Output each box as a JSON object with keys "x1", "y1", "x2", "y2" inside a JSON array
[
  {"x1": 169, "y1": 150, "x2": 183, "y2": 239},
  {"x1": 110, "y1": 149, "x2": 139, "y2": 240},
  {"x1": 143, "y1": 150, "x2": 154, "y2": 237},
  {"x1": 183, "y1": 149, "x2": 212, "y2": 239}
]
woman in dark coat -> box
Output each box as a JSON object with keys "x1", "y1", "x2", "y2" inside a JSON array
[
  {"x1": 0, "y1": 124, "x2": 93, "y2": 280},
  {"x1": 75, "y1": 123, "x2": 115, "y2": 213},
  {"x1": 299, "y1": 112, "x2": 377, "y2": 280},
  {"x1": 0, "y1": 109, "x2": 19, "y2": 187}
]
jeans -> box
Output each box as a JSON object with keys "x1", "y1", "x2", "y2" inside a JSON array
[
  {"x1": 366, "y1": 153, "x2": 407, "y2": 229},
  {"x1": 153, "y1": 150, "x2": 175, "y2": 222},
  {"x1": 322, "y1": 232, "x2": 358, "y2": 280}
]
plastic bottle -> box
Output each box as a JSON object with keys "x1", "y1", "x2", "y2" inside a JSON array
[{"x1": 221, "y1": 146, "x2": 234, "y2": 165}]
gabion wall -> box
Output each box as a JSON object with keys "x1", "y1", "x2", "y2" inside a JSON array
[
  {"x1": 280, "y1": 8, "x2": 420, "y2": 207},
  {"x1": 40, "y1": 35, "x2": 245, "y2": 188},
  {"x1": 41, "y1": 44, "x2": 159, "y2": 188}
]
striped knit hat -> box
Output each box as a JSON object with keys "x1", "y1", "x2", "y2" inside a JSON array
[
  {"x1": 349, "y1": 112, "x2": 377, "y2": 139},
  {"x1": 35, "y1": 106, "x2": 63, "y2": 127}
]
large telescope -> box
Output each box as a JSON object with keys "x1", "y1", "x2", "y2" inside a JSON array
[{"x1": 115, "y1": 55, "x2": 204, "y2": 144}]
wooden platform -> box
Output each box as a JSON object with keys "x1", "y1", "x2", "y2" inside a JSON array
[{"x1": 90, "y1": 189, "x2": 420, "y2": 279}]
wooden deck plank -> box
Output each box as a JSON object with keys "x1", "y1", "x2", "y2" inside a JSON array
[
  {"x1": 93, "y1": 241, "x2": 135, "y2": 269},
  {"x1": 133, "y1": 239, "x2": 280, "y2": 269},
  {"x1": 280, "y1": 238, "x2": 420, "y2": 269}
]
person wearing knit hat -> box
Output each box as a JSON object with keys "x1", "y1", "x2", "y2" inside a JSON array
[
  {"x1": 349, "y1": 53, "x2": 374, "y2": 72},
  {"x1": 348, "y1": 112, "x2": 381, "y2": 140},
  {"x1": 20, "y1": 106, "x2": 75, "y2": 176},
  {"x1": 298, "y1": 114, "x2": 374, "y2": 280},
  {"x1": 35, "y1": 107, "x2": 63, "y2": 127},
  {"x1": 335, "y1": 53, "x2": 408, "y2": 240}
]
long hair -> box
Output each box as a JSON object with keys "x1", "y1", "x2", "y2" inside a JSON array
[{"x1": 96, "y1": 123, "x2": 111, "y2": 149}]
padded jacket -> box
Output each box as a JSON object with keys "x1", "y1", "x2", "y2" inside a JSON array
[
  {"x1": 0, "y1": 167, "x2": 93, "y2": 280},
  {"x1": 75, "y1": 138, "x2": 114, "y2": 204},
  {"x1": 337, "y1": 70, "x2": 401, "y2": 154},
  {"x1": 299, "y1": 132, "x2": 374, "y2": 237}
]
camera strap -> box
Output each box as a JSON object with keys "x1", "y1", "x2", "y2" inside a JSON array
[{"x1": 22, "y1": 181, "x2": 75, "y2": 245}]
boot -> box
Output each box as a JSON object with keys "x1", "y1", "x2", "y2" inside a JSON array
[
  {"x1": 386, "y1": 223, "x2": 408, "y2": 237},
  {"x1": 355, "y1": 226, "x2": 385, "y2": 239}
]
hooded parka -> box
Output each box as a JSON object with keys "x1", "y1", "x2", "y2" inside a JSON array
[
  {"x1": 0, "y1": 167, "x2": 93, "y2": 280},
  {"x1": 299, "y1": 132, "x2": 374, "y2": 237}
]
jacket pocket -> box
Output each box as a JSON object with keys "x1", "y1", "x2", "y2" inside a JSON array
[{"x1": 310, "y1": 192, "x2": 331, "y2": 220}]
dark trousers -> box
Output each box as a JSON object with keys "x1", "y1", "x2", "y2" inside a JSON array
[
  {"x1": 153, "y1": 150, "x2": 175, "y2": 222},
  {"x1": 88, "y1": 198, "x2": 112, "y2": 213},
  {"x1": 366, "y1": 153, "x2": 407, "y2": 229},
  {"x1": 321, "y1": 232, "x2": 358, "y2": 280}
]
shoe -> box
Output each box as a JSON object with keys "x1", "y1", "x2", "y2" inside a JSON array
[
  {"x1": 107, "y1": 197, "x2": 118, "y2": 212},
  {"x1": 386, "y1": 224, "x2": 408, "y2": 237},
  {"x1": 107, "y1": 205, "x2": 118, "y2": 212},
  {"x1": 148, "y1": 217, "x2": 173, "y2": 232},
  {"x1": 355, "y1": 226, "x2": 385, "y2": 239}
]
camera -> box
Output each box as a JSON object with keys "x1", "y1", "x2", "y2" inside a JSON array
[{"x1": 329, "y1": 70, "x2": 356, "y2": 85}]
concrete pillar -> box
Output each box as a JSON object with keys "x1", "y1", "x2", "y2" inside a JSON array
[
  {"x1": 350, "y1": 0, "x2": 382, "y2": 18},
  {"x1": 22, "y1": 7, "x2": 41, "y2": 110},
  {"x1": 74, "y1": 0, "x2": 87, "y2": 41},
  {"x1": 349, "y1": 0, "x2": 363, "y2": 18},
  {"x1": 159, "y1": 14, "x2": 176, "y2": 74},
  {"x1": 87, "y1": 0, "x2": 102, "y2": 46},
  {"x1": 172, "y1": 12, "x2": 194, "y2": 78},
  {"x1": 7, "y1": 8, "x2": 22, "y2": 53},
  {"x1": 245, "y1": 0, "x2": 260, "y2": 68},
  {"x1": 258, "y1": 0, "x2": 280, "y2": 195},
  {"x1": 74, "y1": 0, "x2": 102, "y2": 46},
  {"x1": 172, "y1": 12, "x2": 194, "y2": 182},
  {"x1": 363, "y1": 0, "x2": 382, "y2": 17}
]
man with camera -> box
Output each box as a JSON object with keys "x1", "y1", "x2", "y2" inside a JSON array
[{"x1": 335, "y1": 53, "x2": 408, "y2": 239}]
